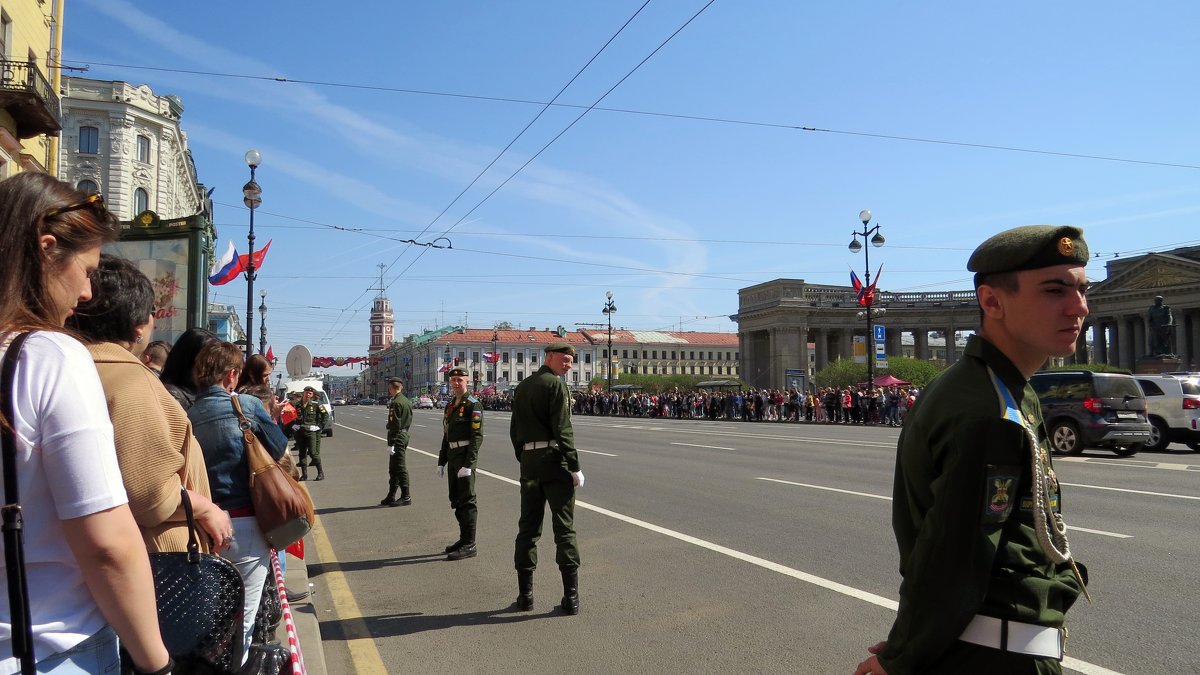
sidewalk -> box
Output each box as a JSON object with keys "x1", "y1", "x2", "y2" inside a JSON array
[{"x1": 283, "y1": 537, "x2": 326, "y2": 675}]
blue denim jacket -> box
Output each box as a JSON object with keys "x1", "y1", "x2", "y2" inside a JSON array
[{"x1": 188, "y1": 386, "x2": 288, "y2": 511}]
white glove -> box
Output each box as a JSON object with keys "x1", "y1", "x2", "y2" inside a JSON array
[
  {"x1": 456, "y1": 467, "x2": 472, "y2": 479},
  {"x1": 571, "y1": 471, "x2": 585, "y2": 488},
  {"x1": 307, "y1": 425, "x2": 321, "y2": 432},
  {"x1": 290, "y1": 423, "x2": 299, "y2": 431},
  {"x1": 387, "y1": 446, "x2": 396, "y2": 455},
  {"x1": 437, "y1": 465, "x2": 446, "y2": 478}
]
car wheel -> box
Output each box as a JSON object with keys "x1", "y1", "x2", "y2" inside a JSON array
[
  {"x1": 1145, "y1": 418, "x2": 1170, "y2": 452},
  {"x1": 1048, "y1": 421, "x2": 1083, "y2": 455},
  {"x1": 1113, "y1": 443, "x2": 1141, "y2": 458},
  {"x1": 1187, "y1": 441, "x2": 1200, "y2": 452}
]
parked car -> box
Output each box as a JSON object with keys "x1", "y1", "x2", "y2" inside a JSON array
[
  {"x1": 415, "y1": 396, "x2": 435, "y2": 409},
  {"x1": 1134, "y1": 373, "x2": 1200, "y2": 452},
  {"x1": 434, "y1": 397, "x2": 448, "y2": 409},
  {"x1": 1028, "y1": 370, "x2": 1151, "y2": 456},
  {"x1": 332, "y1": 398, "x2": 347, "y2": 406},
  {"x1": 355, "y1": 398, "x2": 375, "y2": 405}
]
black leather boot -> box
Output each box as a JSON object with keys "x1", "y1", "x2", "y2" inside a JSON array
[
  {"x1": 560, "y1": 568, "x2": 579, "y2": 615},
  {"x1": 395, "y1": 487, "x2": 411, "y2": 506},
  {"x1": 379, "y1": 488, "x2": 396, "y2": 506},
  {"x1": 447, "y1": 525, "x2": 477, "y2": 560},
  {"x1": 314, "y1": 463, "x2": 325, "y2": 481},
  {"x1": 515, "y1": 569, "x2": 534, "y2": 611},
  {"x1": 299, "y1": 466, "x2": 308, "y2": 481}
]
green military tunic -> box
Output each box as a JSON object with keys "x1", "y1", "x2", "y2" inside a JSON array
[
  {"x1": 438, "y1": 393, "x2": 483, "y2": 528},
  {"x1": 509, "y1": 364, "x2": 581, "y2": 572},
  {"x1": 386, "y1": 391, "x2": 413, "y2": 493},
  {"x1": 880, "y1": 336, "x2": 1085, "y2": 675},
  {"x1": 294, "y1": 398, "x2": 328, "y2": 469}
]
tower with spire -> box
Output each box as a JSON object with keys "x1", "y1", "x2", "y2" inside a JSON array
[{"x1": 369, "y1": 263, "x2": 394, "y2": 354}]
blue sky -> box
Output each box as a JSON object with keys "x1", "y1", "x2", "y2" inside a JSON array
[{"x1": 63, "y1": 1, "x2": 1200, "y2": 367}]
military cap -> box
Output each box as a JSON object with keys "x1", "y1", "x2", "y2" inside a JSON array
[
  {"x1": 303, "y1": 386, "x2": 316, "y2": 393},
  {"x1": 967, "y1": 225, "x2": 1089, "y2": 274},
  {"x1": 544, "y1": 341, "x2": 577, "y2": 357},
  {"x1": 447, "y1": 366, "x2": 469, "y2": 377},
  {"x1": 387, "y1": 377, "x2": 403, "y2": 385}
]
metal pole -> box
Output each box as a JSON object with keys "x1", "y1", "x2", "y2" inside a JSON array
[
  {"x1": 863, "y1": 227, "x2": 873, "y2": 396},
  {"x1": 607, "y1": 312, "x2": 613, "y2": 394},
  {"x1": 245, "y1": 164, "x2": 256, "y2": 360},
  {"x1": 258, "y1": 292, "x2": 267, "y2": 356}
]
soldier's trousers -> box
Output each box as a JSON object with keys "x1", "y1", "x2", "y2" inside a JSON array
[
  {"x1": 446, "y1": 456, "x2": 477, "y2": 529},
  {"x1": 296, "y1": 430, "x2": 322, "y2": 468},
  {"x1": 514, "y1": 469, "x2": 579, "y2": 572},
  {"x1": 388, "y1": 443, "x2": 409, "y2": 492}
]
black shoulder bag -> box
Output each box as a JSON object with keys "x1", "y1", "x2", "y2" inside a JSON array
[{"x1": 1, "y1": 331, "x2": 36, "y2": 674}]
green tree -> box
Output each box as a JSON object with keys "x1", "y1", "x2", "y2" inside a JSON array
[
  {"x1": 812, "y1": 356, "x2": 944, "y2": 389},
  {"x1": 589, "y1": 372, "x2": 745, "y2": 394}
]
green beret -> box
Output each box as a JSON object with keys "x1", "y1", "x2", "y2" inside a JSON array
[
  {"x1": 544, "y1": 341, "x2": 577, "y2": 357},
  {"x1": 447, "y1": 366, "x2": 469, "y2": 377},
  {"x1": 387, "y1": 377, "x2": 403, "y2": 386},
  {"x1": 303, "y1": 386, "x2": 316, "y2": 393},
  {"x1": 967, "y1": 225, "x2": 1089, "y2": 274}
]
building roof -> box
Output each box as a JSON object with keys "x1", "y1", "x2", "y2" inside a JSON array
[
  {"x1": 579, "y1": 329, "x2": 739, "y2": 346},
  {"x1": 433, "y1": 328, "x2": 592, "y2": 346},
  {"x1": 404, "y1": 327, "x2": 738, "y2": 348}
]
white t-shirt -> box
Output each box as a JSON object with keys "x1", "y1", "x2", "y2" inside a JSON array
[{"x1": 0, "y1": 331, "x2": 128, "y2": 672}]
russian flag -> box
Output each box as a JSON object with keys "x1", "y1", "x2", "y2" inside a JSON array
[
  {"x1": 438, "y1": 362, "x2": 450, "y2": 373},
  {"x1": 209, "y1": 241, "x2": 243, "y2": 286},
  {"x1": 483, "y1": 352, "x2": 500, "y2": 363},
  {"x1": 850, "y1": 267, "x2": 864, "y2": 294}
]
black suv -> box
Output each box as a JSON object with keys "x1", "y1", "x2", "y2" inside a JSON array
[{"x1": 1028, "y1": 370, "x2": 1151, "y2": 457}]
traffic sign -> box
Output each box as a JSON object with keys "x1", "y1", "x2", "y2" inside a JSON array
[{"x1": 873, "y1": 324, "x2": 886, "y2": 342}]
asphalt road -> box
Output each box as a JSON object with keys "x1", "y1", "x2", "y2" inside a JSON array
[{"x1": 302, "y1": 405, "x2": 1199, "y2": 674}]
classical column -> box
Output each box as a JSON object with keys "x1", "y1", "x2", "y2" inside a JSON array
[
  {"x1": 1190, "y1": 311, "x2": 1200, "y2": 370},
  {"x1": 768, "y1": 327, "x2": 780, "y2": 389},
  {"x1": 1111, "y1": 318, "x2": 1125, "y2": 370},
  {"x1": 795, "y1": 325, "x2": 810, "y2": 383},
  {"x1": 813, "y1": 327, "x2": 828, "y2": 372},
  {"x1": 739, "y1": 330, "x2": 753, "y2": 385},
  {"x1": 1173, "y1": 314, "x2": 1187, "y2": 361},
  {"x1": 915, "y1": 330, "x2": 930, "y2": 360},
  {"x1": 1094, "y1": 319, "x2": 1108, "y2": 365},
  {"x1": 944, "y1": 326, "x2": 958, "y2": 364},
  {"x1": 886, "y1": 328, "x2": 902, "y2": 362},
  {"x1": 842, "y1": 328, "x2": 855, "y2": 361},
  {"x1": 1133, "y1": 316, "x2": 1146, "y2": 362}
]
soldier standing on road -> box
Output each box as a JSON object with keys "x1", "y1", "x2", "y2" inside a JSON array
[
  {"x1": 510, "y1": 342, "x2": 584, "y2": 615},
  {"x1": 438, "y1": 366, "x2": 483, "y2": 560},
  {"x1": 293, "y1": 386, "x2": 328, "y2": 481},
  {"x1": 381, "y1": 377, "x2": 413, "y2": 506},
  {"x1": 854, "y1": 225, "x2": 1091, "y2": 675}
]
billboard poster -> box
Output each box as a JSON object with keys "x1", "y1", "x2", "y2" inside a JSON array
[{"x1": 105, "y1": 234, "x2": 191, "y2": 346}]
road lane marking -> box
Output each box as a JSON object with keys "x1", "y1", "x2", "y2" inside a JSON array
[
  {"x1": 309, "y1": 514, "x2": 387, "y2": 674},
  {"x1": 339, "y1": 425, "x2": 1126, "y2": 675},
  {"x1": 757, "y1": 478, "x2": 1132, "y2": 539},
  {"x1": 671, "y1": 442, "x2": 735, "y2": 451},
  {"x1": 1060, "y1": 482, "x2": 1200, "y2": 501},
  {"x1": 756, "y1": 477, "x2": 891, "y2": 501},
  {"x1": 1055, "y1": 456, "x2": 1200, "y2": 472},
  {"x1": 579, "y1": 449, "x2": 618, "y2": 457}
]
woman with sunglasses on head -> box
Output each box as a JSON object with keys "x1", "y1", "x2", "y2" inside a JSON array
[
  {"x1": 0, "y1": 174, "x2": 170, "y2": 674},
  {"x1": 66, "y1": 254, "x2": 233, "y2": 556}
]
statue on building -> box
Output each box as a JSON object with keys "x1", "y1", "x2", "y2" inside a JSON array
[{"x1": 1147, "y1": 295, "x2": 1175, "y2": 356}]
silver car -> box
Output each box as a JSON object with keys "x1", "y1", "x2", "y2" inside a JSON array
[{"x1": 1134, "y1": 374, "x2": 1200, "y2": 452}]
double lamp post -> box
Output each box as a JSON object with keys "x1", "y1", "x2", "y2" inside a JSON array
[
  {"x1": 849, "y1": 209, "x2": 885, "y2": 394},
  {"x1": 602, "y1": 290, "x2": 617, "y2": 394},
  {"x1": 242, "y1": 149, "x2": 262, "y2": 360}
]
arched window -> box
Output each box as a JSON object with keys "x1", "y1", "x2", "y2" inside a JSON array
[
  {"x1": 76, "y1": 179, "x2": 98, "y2": 195},
  {"x1": 134, "y1": 188, "x2": 149, "y2": 215},
  {"x1": 78, "y1": 126, "x2": 99, "y2": 154},
  {"x1": 136, "y1": 135, "x2": 150, "y2": 163}
]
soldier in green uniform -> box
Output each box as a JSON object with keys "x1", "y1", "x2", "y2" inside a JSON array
[
  {"x1": 854, "y1": 225, "x2": 1091, "y2": 675},
  {"x1": 437, "y1": 366, "x2": 483, "y2": 561},
  {"x1": 380, "y1": 377, "x2": 413, "y2": 506},
  {"x1": 509, "y1": 342, "x2": 584, "y2": 615},
  {"x1": 292, "y1": 386, "x2": 329, "y2": 481}
]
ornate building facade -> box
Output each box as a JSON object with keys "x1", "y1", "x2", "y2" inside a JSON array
[{"x1": 0, "y1": 0, "x2": 63, "y2": 176}]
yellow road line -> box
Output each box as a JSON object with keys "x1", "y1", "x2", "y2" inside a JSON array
[{"x1": 310, "y1": 515, "x2": 388, "y2": 674}]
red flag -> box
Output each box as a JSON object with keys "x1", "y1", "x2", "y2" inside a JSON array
[
  {"x1": 860, "y1": 265, "x2": 883, "y2": 307},
  {"x1": 285, "y1": 538, "x2": 304, "y2": 560},
  {"x1": 265, "y1": 345, "x2": 275, "y2": 362},
  {"x1": 238, "y1": 239, "x2": 272, "y2": 271}
]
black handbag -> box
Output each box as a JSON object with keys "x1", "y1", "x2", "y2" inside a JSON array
[
  {"x1": 250, "y1": 579, "x2": 281, "y2": 646},
  {"x1": 150, "y1": 489, "x2": 245, "y2": 673},
  {"x1": 1, "y1": 332, "x2": 35, "y2": 674}
]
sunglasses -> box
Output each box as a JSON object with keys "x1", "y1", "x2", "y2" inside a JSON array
[{"x1": 43, "y1": 193, "x2": 107, "y2": 220}]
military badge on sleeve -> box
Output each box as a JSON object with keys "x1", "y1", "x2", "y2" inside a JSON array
[
  {"x1": 471, "y1": 409, "x2": 482, "y2": 430},
  {"x1": 983, "y1": 465, "x2": 1019, "y2": 523}
]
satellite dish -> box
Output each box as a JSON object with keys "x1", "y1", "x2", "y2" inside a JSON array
[{"x1": 286, "y1": 345, "x2": 312, "y2": 379}]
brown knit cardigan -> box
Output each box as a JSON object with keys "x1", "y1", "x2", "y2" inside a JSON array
[{"x1": 88, "y1": 342, "x2": 214, "y2": 553}]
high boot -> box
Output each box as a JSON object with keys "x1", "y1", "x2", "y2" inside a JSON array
[
  {"x1": 299, "y1": 466, "x2": 308, "y2": 482},
  {"x1": 559, "y1": 569, "x2": 579, "y2": 615},
  {"x1": 447, "y1": 525, "x2": 477, "y2": 560},
  {"x1": 515, "y1": 569, "x2": 534, "y2": 611},
  {"x1": 379, "y1": 487, "x2": 397, "y2": 506},
  {"x1": 395, "y1": 487, "x2": 411, "y2": 507},
  {"x1": 314, "y1": 463, "x2": 325, "y2": 481}
]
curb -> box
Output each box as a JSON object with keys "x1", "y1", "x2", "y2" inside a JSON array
[{"x1": 283, "y1": 540, "x2": 326, "y2": 675}]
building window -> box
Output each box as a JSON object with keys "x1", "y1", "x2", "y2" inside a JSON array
[
  {"x1": 516, "y1": 353, "x2": 524, "y2": 363},
  {"x1": 79, "y1": 126, "x2": 99, "y2": 154},
  {"x1": 502, "y1": 352, "x2": 510, "y2": 363},
  {"x1": 76, "y1": 179, "x2": 98, "y2": 195},
  {"x1": 502, "y1": 370, "x2": 509, "y2": 380},
  {"x1": 457, "y1": 351, "x2": 465, "y2": 361},
  {"x1": 133, "y1": 188, "x2": 149, "y2": 215},
  {"x1": 671, "y1": 351, "x2": 676, "y2": 359},
  {"x1": 671, "y1": 366, "x2": 677, "y2": 374},
  {"x1": 136, "y1": 135, "x2": 150, "y2": 163},
  {"x1": 622, "y1": 349, "x2": 628, "y2": 359},
  {"x1": 531, "y1": 353, "x2": 538, "y2": 364},
  {"x1": 708, "y1": 351, "x2": 714, "y2": 360},
  {"x1": 517, "y1": 371, "x2": 524, "y2": 380},
  {"x1": 652, "y1": 350, "x2": 657, "y2": 359},
  {"x1": 585, "y1": 371, "x2": 591, "y2": 380},
  {"x1": 584, "y1": 353, "x2": 591, "y2": 364},
  {"x1": 572, "y1": 372, "x2": 579, "y2": 382},
  {"x1": 642, "y1": 350, "x2": 647, "y2": 359},
  {"x1": 652, "y1": 366, "x2": 658, "y2": 374},
  {"x1": 602, "y1": 349, "x2": 607, "y2": 358},
  {"x1": 472, "y1": 351, "x2": 480, "y2": 363},
  {"x1": 689, "y1": 351, "x2": 695, "y2": 360},
  {"x1": 0, "y1": 12, "x2": 12, "y2": 59}
]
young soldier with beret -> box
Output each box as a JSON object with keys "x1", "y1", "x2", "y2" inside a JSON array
[
  {"x1": 855, "y1": 225, "x2": 1091, "y2": 675},
  {"x1": 438, "y1": 366, "x2": 484, "y2": 560},
  {"x1": 509, "y1": 342, "x2": 585, "y2": 615},
  {"x1": 381, "y1": 377, "x2": 413, "y2": 506}
]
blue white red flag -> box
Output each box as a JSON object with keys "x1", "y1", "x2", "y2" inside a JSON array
[
  {"x1": 209, "y1": 241, "x2": 242, "y2": 286},
  {"x1": 438, "y1": 362, "x2": 450, "y2": 373},
  {"x1": 850, "y1": 267, "x2": 864, "y2": 294},
  {"x1": 482, "y1": 352, "x2": 500, "y2": 363}
]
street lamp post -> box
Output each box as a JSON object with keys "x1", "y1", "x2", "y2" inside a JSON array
[
  {"x1": 492, "y1": 330, "x2": 499, "y2": 390},
  {"x1": 242, "y1": 149, "x2": 262, "y2": 360},
  {"x1": 602, "y1": 291, "x2": 617, "y2": 394},
  {"x1": 849, "y1": 209, "x2": 885, "y2": 395},
  {"x1": 258, "y1": 289, "x2": 268, "y2": 357}
]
